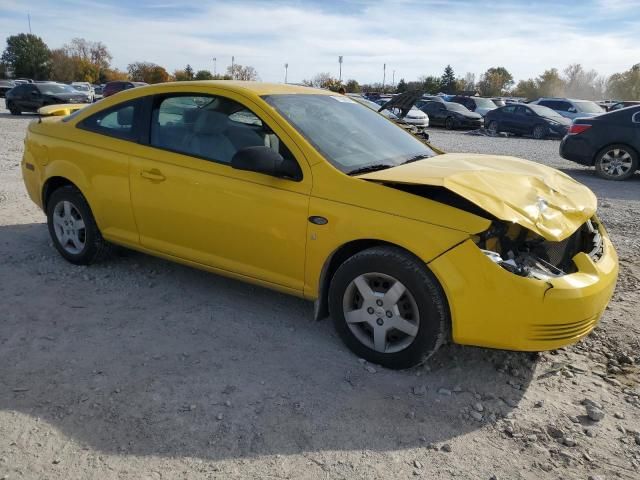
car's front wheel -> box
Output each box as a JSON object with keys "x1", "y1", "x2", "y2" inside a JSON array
[
  {"x1": 532, "y1": 124, "x2": 548, "y2": 139},
  {"x1": 594, "y1": 145, "x2": 638, "y2": 180},
  {"x1": 445, "y1": 117, "x2": 455, "y2": 130},
  {"x1": 46, "y1": 185, "x2": 109, "y2": 265},
  {"x1": 7, "y1": 102, "x2": 21, "y2": 115},
  {"x1": 329, "y1": 246, "x2": 449, "y2": 369},
  {"x1": 487, "y1": 120, "x2": 499, "y2": 134}
]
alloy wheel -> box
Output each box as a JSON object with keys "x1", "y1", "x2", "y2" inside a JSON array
[
  {"x1": 599, "y1": 148, "x2": 634, "y2": 177},
  {"x1": 52, "y1": 200, "x2": 86, "y2": 255},
  {"x1": 342, "y1": 272, "x2": 420, "y2": 354}
]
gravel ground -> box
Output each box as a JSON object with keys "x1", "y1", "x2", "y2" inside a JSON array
[{"x1": 0, "y1": 111, "x2": 639, "y2": 480}]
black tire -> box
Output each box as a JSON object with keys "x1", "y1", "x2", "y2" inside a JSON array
[
  {"x1": 8, "y1": 102, "x2": 21, "y2": 115},
  {"x1": 487, "y1": 120, "x2": 499, "y2": 134},
  {"x1": 46, "y1": 185, "x2": 109, "y2": 265},
  {"x1": 532, "y1": 124, "x2": 548, "y2": 140},
  {"x1": 594, "y1": 144, "x2": 638, "y2": 181},
  {"x1": 445, "y1": 116, "x2": 455, "y2": 130},
  {"x1": 328, "y1": 246, "x2": 449, "y2": 369}
]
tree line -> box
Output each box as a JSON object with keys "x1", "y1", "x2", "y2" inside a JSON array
[
  {"x1": 2, "y1": 33, "x2": 638, "y2": 100},
  {"x1": 0, "y1": 33, "x2": 259, "y2": 84}
]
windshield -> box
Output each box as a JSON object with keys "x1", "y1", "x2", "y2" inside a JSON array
[
  {"x1": 264, "y1": 94, "x2": 436, "y2": 173},
  {"x1": 446, "y1": 102, "x2": 471, "y2": 113},
  {"x1": 528, "y1": 104, "x2": 565, "y2": 119},
  {"x1": 73, "y1": 84, "x2": 89, "y2": 91},
  {"x1": 574, "y1": 101, "x2": 605, "y2": 114},
  {"x1": 351, "y1": 96, "x2": 399, "y2": 119},
  {"x1": 474, "y1": 98, "x2": 496, "y2": 108},
  {"x1": 37, "y1": 83, "x2": 78, "y2": 95}
]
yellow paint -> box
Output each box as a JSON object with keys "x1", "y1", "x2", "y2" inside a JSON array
[
  {"x1": 37, "y1": 103, "x2": 88, "y2": 116},
  {"x1": 21, "y1": 81, "x2": 619, "y2": 353}
]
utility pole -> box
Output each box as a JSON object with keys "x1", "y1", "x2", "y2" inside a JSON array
[
  {"x1": 212, "y1": 57, "x2": 217, "y2": 76},
  {"x1": 392, "y1": 70, "x2": 395, "y2": 87},
  {"x1": 284, "y1": 63, "x2": 288, "y2": 83},
  {"x1": 28, "y1": 13, "x2": 32, "y2": 34},
  {"x1": 231, "y1": 56, "x2": 235, "y2": 79},
  {"x1": 338, "y1": 56, "x2": 343, "y2": 82},
  {"x1": 382, "y1": 63, "x2": 386, "y2": 92}
]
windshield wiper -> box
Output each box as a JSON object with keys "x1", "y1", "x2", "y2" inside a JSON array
[
  {"x1": 348, "y1": 164, "x2": 393, "y2": 176},
  {"x1": 400, "y1": 154, "x2": 431, "y2": 165}
]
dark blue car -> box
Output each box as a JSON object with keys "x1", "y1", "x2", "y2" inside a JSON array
[{"x1": 484, "y1": 104, "x2": 571, "y2": 139}]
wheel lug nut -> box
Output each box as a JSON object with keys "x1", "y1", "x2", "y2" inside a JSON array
[
  {"x1": 376, "y1": 318, "x2": 384, "y2": 326},
  {"x1": 367, "y1": 307, "x2": 374, "y2": 314},
  {"x1": 386, "y1": 311, "x2": 392, "y2": 318},
  {"x1": 376, "y1": 299, "x2": 383, "y2": 306}
]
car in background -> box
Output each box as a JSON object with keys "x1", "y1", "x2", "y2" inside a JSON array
[
  {"x1": 349, "y1": 95, "x2": 400, "y2": 120},
  {"x1": 71, "y1": 82, "x2": 95, "y2": 102},
  {"x1": 485, "y1": 104, "x2": 571, "y2": 139},
  {"x1": 491, "y1": 98, "x2": 506, "y2": 107},
  {"x1": 450, "y1": 96, "x2": 497, "y2": 116},
  {"x1": 419, "y1": 101, "x2": 483, "y2": 129},
  {"x1": 530, "y1": 98, "x2": 605, "y2": 120},
  {"x1": 607, "y1": 101, "x2": 640, "y2": 112},
  {"x1": 92, "y1": 85, "x2": 104, "y2": 101},
  {"x1": 103, "y1": 81, "x2": 148, "y2": 98},
  {"x1": 5, "y1": 82, "x2": 91, "y2": 115},
  {"x1": 560, "y1": 105, "x2": 640, "y2": 181},
  {"x1": 415, "y1": 96, "x2": 445, "y2": 109},
  {"x1": 0, "y1": 79, "x2": 16, "y2": 98},
  {"x1": 374, "y1": 98, "x2": 429, "y2": 128}
]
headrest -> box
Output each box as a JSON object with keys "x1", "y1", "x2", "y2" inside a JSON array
[
  {"x1": 193, "y1": 110, "x2": 228, "y2": 135},
  {"x1": 117, "y1": 107, "x2": 134, "y2": 126}
]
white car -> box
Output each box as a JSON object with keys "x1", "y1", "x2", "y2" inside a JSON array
[
  {"x1": 401, "y1": 107, "x2": 429, "y2": 127},
  {"x1": 71, "y1": 82, "x2": 94, "y2": 102}
]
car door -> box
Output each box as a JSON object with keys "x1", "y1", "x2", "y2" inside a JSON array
[
  {"x1": 430, "y1": 103, "x2": 447, "y2": 125},
  {"x1": 128, "y1": 91, "x2": 311, "y2": 293},
  {"x1": 513, "y1": 106, "x2": 531, "y2": 133},
  {"x1": 498, "y1": 105, "x2": 517, "y2": 131},
  {"x1": 22, "y1": 84, "x2": 41, "y2": 111}
]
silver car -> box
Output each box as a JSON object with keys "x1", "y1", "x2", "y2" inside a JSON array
[{"x1": 530, "y1": 98, "x2": 605, "y2": 120}]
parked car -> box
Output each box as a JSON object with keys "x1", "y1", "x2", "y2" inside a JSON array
[
  {"x1": 350, "y1": 95, "x2": 400, "y2": 120},
  {"x1": 607, "y1": 101, "x2": 640, "y2": 112},
  {"x1": 560, "y1": 105, "x2": 640, "y2": 181},
  {"x1": 530, "y1": 98, "x2": 605, "y2": 119},
  {"x1": 484, "y1": 104, "x2": 571, "y2": 139},
  {"x1": 0, "y1": 79, "x2": 16, "y2": 98},
  {"x1": 450, "y1": 96, "x2": 497, "y2": 116},
  {"x1": 415, "y1": 96, "x2": 446, "y2": 109},
  {"x1": 92, "y1": 85, "x2": 104, "y2": 101},
  {"x1": 103, "y1": 81, "x2": 148, "y2": 98},
  {"x1": 71, "y1": 82, "x2": 95, "y2": 102},
  {"x1": 5, "y1": 82, "x2": 91, "y2": 115},
  {"x1": 419, "y1": 101, "x2": 483, "y2": 129},
  {"x1": 491, "y1": 98, "x2": 506, "y2": 107},
  {"x1": 22, "y1": 81, "x2": 617, "y2": 368}
]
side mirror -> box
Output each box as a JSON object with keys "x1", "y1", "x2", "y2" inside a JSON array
[{"x1": 231, "y1": 146, "x2": 299, "y2": 179}]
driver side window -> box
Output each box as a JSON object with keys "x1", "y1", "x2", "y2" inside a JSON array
[{"x1": 149, "y1": 94, "x2": 301, "y2": 177}]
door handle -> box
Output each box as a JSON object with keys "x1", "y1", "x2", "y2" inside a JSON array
[{"x1": 140, "y1": 169, "x2": 166, "y2": 182}]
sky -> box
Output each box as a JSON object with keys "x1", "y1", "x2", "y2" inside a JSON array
[{"x1": 1, "y1": 0, "x2": 639, "y2": 84}]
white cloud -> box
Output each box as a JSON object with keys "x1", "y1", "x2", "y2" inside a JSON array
[{"x1": 0, "y1": 0, "x2": 638, "y2": 83}]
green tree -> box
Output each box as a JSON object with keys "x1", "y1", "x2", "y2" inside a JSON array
[
  {"x1": 477, "y1": 67, "x2": 514, "y2": 96},
  {"x1": 418, "y1": 75, "x2": 442, "y2": 93},
  {"x1": 127, "y1": 61, "x2": 169, "y2": 83},
  {"x1": 513, "y1": 79, "x2": 539, "y2": 99},
  {"x1": 396, "y1": 78, "x2": 407, "y2": 93},
  {"x1": 184, "y1": 64, "x2": 194, "y2": 80},
  {"x1": 1, "y1": 33, "x2": 51, "y2": 79},
  {"x1": 440, "y1": 65, "x2": 456, "y2": 93},
  {"x1": 194, "y1": 69, "x2": 214, "y2": 80},
  {"x1": 536, "y1": 68, "x2": 565, "y2": 97},
  {"x1": 227, "y1": 63, "x2": 259, "y2": 81},
  {"x1": 345, "y1": 79, "x2": 360, "y2": 93},
  {"x1": 607, "y1": 64, "x2": 640, "y2": 100}
]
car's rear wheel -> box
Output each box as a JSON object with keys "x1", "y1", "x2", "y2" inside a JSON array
[
  {"x1": 487, "y1": 120, "x2": 499, "y2": 134},
  {"x1": 329, "y1": 246, "x2": 449, "y2": 369},
  {"x1": 445, "y1": 117, "x2": 455, "y2": 130},
  {"x1": 594, "y1": 145, "x2": 638, "y2": 181},
  {"x1": 7, "y1": 102, "x2": 21, "y2": 115},
  {"x1": 532, "y1": 124, "x2": 548, "y2": 140},
  {"x1": 46, "y1": 186, "x2": 109, "y2": 265}
]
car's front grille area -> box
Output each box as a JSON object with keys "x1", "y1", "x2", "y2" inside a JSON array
[
  {"x1": 529, "y1": 315, "x2": 599, "y2": 341},
  {"x1": 536, "y1": 219, "x2": 603, "y2": 273}
]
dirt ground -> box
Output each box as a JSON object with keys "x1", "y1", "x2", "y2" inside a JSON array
[{"x1": 0, "y1": 109, "x2": 639, "y2": 480}]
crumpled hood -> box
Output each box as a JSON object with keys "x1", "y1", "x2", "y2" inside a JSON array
[{"x1": 357, "y1": 153, "x2": 597, "y2": 241}]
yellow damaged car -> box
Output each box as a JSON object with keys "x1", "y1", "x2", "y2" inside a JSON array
[{"x1": 21, "y1": 82, "x2": 618, "y2": 369}]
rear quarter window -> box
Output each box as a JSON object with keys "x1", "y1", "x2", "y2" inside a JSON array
[{"x1": 77, "y1": 100, "x2": 141, "y2": 141}]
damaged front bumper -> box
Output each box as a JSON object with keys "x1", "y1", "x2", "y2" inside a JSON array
[{"x1": 428, "y1": 219, "x2": 618, "y2": 351}]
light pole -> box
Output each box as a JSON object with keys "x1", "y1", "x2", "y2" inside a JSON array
[
  {"x1": 382, "y1": 63, "x2": 386, "y2": 92},
  {"x1": 392, "y1": 70, "x2": 395, "y2": 87},
  {"x1": 231, "y1": 56, "x2": 235, "y2": 79},
  {"x1": 212, "y1": 57, "x2": 217, "y2": 76},
  {"x1": 338, "y1": 56, "x2": 343, "y2": 82},
  {"x1": 284, "y1": 63, "x2": 288, "y2": 84}
]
